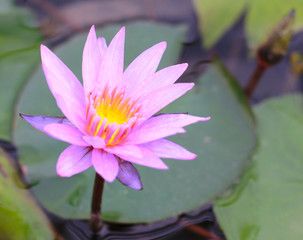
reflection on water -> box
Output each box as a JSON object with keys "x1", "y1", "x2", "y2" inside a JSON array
[{"x1": 47, "y1": 204, "x2": 225, "y2": 240}]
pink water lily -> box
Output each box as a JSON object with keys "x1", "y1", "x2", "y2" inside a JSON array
[{"x1": 21, "y1": 26, "x2": 210, "y2": 190}]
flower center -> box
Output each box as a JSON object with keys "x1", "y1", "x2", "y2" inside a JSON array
[
  {"x1": 86, "y1": 86, "x2": 142, "y2": 146},
  {"x1": 95, "y1": 87, "x2": 139, "y2": 125}
]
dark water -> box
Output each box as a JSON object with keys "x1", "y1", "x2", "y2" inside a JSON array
[{"x1": 47, "y1": 204, "x2": 225, "y2": 240}]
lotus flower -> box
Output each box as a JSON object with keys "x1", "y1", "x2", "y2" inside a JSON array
[{"x1": 21, "y1": 26, "x2": 210, "y2": 190}]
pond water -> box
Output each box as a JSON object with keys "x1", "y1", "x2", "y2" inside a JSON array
[{"x1": 47, "y1": 204, "x2": 225, "y2": 240}]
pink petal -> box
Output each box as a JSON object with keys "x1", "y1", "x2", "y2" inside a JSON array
[
  {"x1": 92, "y1": 149, "x2": 119, "y2": 182},
  {"x1": 20, "y1": 114, "x2": 72, "y2": 132},
  {"x1": 113, "y1": 146, "x2": 168, "y2": 170},
  {"x1": 141, "y1": 139, "x2": 197, "y2": 160},
  {"x1": 40, "y1": 45, "x2": 86, "y2": 132},
  {"x1": 140, "y1": 83, "x2": 195, "y2": 119},
  {"x1": 97, "y1": 36, "x2": 107, "y2": 57},
  {"x1": 131, "y1": 63, "x2": 188, "y2": 99},
  {"x1": 105, "y1": 144, "x2": 143, "y2": 159},
  {"x1": 56, "y1": 145, "x2": 92, "y2": 177},
  {"x1": 125, "y1": 114, "x2": 210, "y2": 145},
  {"x1": 153, "y1": 63, "x2": 188, "y2": 87},
  {"x1": 20, "y1": 114, "x2": 90, "y2": 146},
  {"x1": 83, "y1": 136, "x2": 106, "y2": 149},
  {"x1": 142, "y1": 113, "x2": 210, "y2": 129},
  {"x1": 123, "y1": 42, "x2": 166, "y2": 95},
  {"x1": 116, "y1": 159, "x2": 143, "y2": 190},
  {"x1": 44, "y1": 123, "x2": 89, "y2": 146},
  {"x1": 98, "y1": 27, "x2": 125, "y2": 90},
  {"x1": 126, "y1": 125, "x2": 185, "y2": 145},
  {"x1": 82, "y1": 25, "x2": 102, "y2": 96}
]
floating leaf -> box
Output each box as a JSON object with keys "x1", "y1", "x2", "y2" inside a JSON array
[
  {"x1": 15, "y1": 22, "x2": 256, "y2": 223},
  {"x1": 193, "y1": 0, "x2": 247, "y2": 48},
  {"x1": 0, "y1": 1, "x2": 41, "y2": 141},
  {"x1": 0, "y1": 48, "x2": 40, "y2": 141},
  {"x1": 0, "y1": 1, "x2": 41, "y2": 56},
  {"x1": 0, "y1": 148, "x2": 54, "y2": 239},
  {"x1": 214, "y1": 94, "x2": 303, "y2": 240},
  {"x1": 194, "y1": 0, "x2": 303, "y2": 48}
]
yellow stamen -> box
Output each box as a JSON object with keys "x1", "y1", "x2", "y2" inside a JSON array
[{"x1": 86, "y1": 87, "x2": 141, "y2": 146}]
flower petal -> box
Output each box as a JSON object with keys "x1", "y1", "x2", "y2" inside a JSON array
[
  {"x1": 153, "y1": 63, "x2": 188, "y2": 87},
  {"x1": 116, "y1": 159, "x2": 143, "y2": 190},
  {"x1": 140, "y1": 83, "x2": 195, "y2": 119},
  {"x1": 56, "y1": 145, "x2": 92, "y2": 177},
  {"x1": 125, "y1": 113, "x2": 210, "y2": 145},
  {"x1": 131, "y1": 63, "x2": 188, "y2": 99},
  {"x1": 20, "y1": 114, "x2": 72, "y2": 132},
  {"x1": 83, "y1": 136, "x2": 106, "y2": 149},
  {"x1": 105, "y1": 144, "x2": 143, "y2": 158},
  {"x1": 141, "y1": 139, "x2": 197, "y2": 160},
  {"x1": 92, "y1": 149, "x2": 119, "y2": 182},
  {"x1": 126, "y1": 126, "x2": 185, "y2": 145},
  {"x1": 141, "y1": 113, "x2": 210, "y2": 129},
  {"x1": 41, "y1": 45, "x2": 86, "y2": 132},
  {"x1": 20, "y1": 114, "x2": 89, "y2": 146},
  {"x1": 113, "y1": 146, "x2": 168, "y2": 170},
  {"x1": 97, "y1": 36, "x2": 107, "y2": 57},
  {"x1": 98, "y1": 27, "x2": 125, "y2": 90},
  {"x1": 123, "y1": 42, "x2": 166, "y2": 95},
  {"x1": 82, "y1": 25, "x2": 102, "y2": 96},
  {"x1": 44, "y1": 123, "x2": 89, "y2": 146}
]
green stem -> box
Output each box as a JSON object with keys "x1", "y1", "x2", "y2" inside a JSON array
[
  {"x1": 244, "y1": 63, "x2": 266, "y2": 100},
  {"x1": 89, "y1": 173, "x2": 105, "y2": 233}
]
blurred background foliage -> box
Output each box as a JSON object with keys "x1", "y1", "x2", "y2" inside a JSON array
[{"x1": 0, "y1": 0, "x2": 303, "y2": 239}]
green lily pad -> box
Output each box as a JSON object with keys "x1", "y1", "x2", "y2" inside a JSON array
[
  {"x1": 0, "y1": 148, "x2": 54, "y2": 239},
  {"x1": 0, "y1": 47, "x2": 40, "y2": 141},
  {"x1": 214, "y1": 94, "x2": 303, "y2": 240},
  {"x1": 194, "y1": 0, "x2": 303, "y2": 48},
  {"x1": 0, "y1": 1, "x2": 41, "y2": 56},
  {"x1": 0, "y1": 1, "x2": 41, "y2": 141},
  {"x1": 193, "y1": 0, "x2": 247, "y2": 48},
  {"x1": 15, "y1": 22, "x2": 256, "y2": 223}
]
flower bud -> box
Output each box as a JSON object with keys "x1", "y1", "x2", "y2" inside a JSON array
[
  {"x1": 257, "y1": 9, "x2": 294, "y2": 67},
  {"x1": 290, "y1": 51, "x2": 303, "y2": 74}
]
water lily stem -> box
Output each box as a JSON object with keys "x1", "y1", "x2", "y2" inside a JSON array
[
  {"x1": 244, "y1": 63, "x2": 266, "y2": 100},
  {"x1": 89, "y1": 173, "x2": 105, "y2": 233}
]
